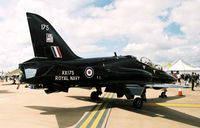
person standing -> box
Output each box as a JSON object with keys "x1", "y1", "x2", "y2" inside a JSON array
[
  {"x1": 184, "y1": 74, "x2": 187, "y2": 85},
  {"x1": 188, "y1": 74, "x2": 191, "y2": 83},
  {"x1": 195, "y1": 73, "x2": 198, "y2": 87},
  {"x1": 197, "y1": 74, "x2": 200, "y2": 86},
  {"x1": 177, "y1": 72, "x2": 181, "y2": 84},
  {"x1": 191, "y1": 72, "x2": 195, "y2": 91}
]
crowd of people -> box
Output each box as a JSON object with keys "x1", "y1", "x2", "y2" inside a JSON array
[{"x1": 172, "y1": 71, "x2": 200, "y2": 91}]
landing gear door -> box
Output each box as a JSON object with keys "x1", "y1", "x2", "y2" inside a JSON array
[{"x1": 125, "y1": 84, "x2": 145, "y2": 99}]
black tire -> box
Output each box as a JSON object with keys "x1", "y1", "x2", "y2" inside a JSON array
[
  {"x1": 133, "y1": 98, "x2": 143, "y2": 109},
  {"x1": 90, "y1": 91, "x2": 99, "y2": 100}
]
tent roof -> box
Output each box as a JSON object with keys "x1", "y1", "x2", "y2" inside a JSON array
[
  {"x1": 167, "y1": 60, "x2": 200, "y2": 72},
  {"x1": 5, "y1": 69, "x2": 20, "y2": 76}
]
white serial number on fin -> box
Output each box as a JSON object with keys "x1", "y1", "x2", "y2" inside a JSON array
[{"x1": 41, "y1": 24, "x2": 49, "y2": 31}]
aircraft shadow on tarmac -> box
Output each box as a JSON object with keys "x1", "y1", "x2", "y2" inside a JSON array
[
  {"x1": 26, "y1": 95, "x2": 200, "y2": 128},
  {"x1": 26, "y1": 105, "x2": 94, "y2": 128},
  {"x1": 0, "y1": 90, "x2": 13, "y2": 93},
  {"x1": 69, "y1": 95, "x2": 200, "y2": 127},
  {"x1": 1, "y1": 83, "x2": 15, "y2": 86}
]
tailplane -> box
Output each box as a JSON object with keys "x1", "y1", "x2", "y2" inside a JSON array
[{"x1": 26, "y1": 12, "x2": 80, "y2": 60}]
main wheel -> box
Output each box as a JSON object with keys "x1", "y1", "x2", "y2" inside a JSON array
[
  {"x1": 90, "y1": 91, "x2": 99, "y2": 101},
  {"x1": 133, "y1": 98, "x2": 143, "y2": 109}
]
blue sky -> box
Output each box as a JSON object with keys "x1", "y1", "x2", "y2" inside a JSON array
[
  {"x1": 0, "y1": 0, "x2": 200, "y2": 72},
  {"x1": 158, "y1": 8, "x2": 172, "y2": 22},
  {"x1": 92, "y1": 0, "x2": 114, "y2": 7},
  {"x1": 164, "y1": 22, "x2": 185, "y2": 37}
]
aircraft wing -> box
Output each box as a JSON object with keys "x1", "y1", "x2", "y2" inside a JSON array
[{"x1": 145, "y1": 84, "x2": 190, "y2": 88}]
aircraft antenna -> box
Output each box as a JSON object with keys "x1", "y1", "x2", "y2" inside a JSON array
[{"x1": 114, "y1": 52, "x2": 117, "y2": 57}]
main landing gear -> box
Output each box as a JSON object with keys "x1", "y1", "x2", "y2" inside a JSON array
[
  {"x1": 133, "y1": 98, "x2": 143, "y2": 109},
  {"x1": 133, "y1": 88, "x2": 146, "y2": 109},
  {"x1": 90, "y1": 87, "x2": 102, "y2": 102}
]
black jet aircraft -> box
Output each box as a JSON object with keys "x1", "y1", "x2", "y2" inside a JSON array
[{"x1": 19, "y1": 12, "x2": 178, "y2": 109}]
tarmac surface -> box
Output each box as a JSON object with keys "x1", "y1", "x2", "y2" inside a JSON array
[{"x1": 0, "y1": 81, "x2": 200, "y2": 128}]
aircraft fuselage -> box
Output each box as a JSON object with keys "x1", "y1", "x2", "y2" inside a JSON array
[{"x1": 20, "y1": 55, "x2": 175, "y2": 88}]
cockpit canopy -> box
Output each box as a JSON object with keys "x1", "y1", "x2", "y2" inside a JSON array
[
  {"x1": 154, "y1": 65, "x2": 163, "y2": 70},
  {"x1": 140, "y1": 57, "x2": 163, "y2": 71}
]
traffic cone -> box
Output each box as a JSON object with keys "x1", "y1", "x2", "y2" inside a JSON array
[{"x1": 178, "y1": 88, "x2": 183, "y2": 96}]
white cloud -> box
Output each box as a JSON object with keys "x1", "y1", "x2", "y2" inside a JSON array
[
  {"x1": 170, "y1": 0, "x2": 200, "y2": 42},
  {"x1": 0, "y1": 0, "x2": 200, "y2": 72},
  {"x1": 76, "y1": 45, "x2": 106, "y2": 53}
]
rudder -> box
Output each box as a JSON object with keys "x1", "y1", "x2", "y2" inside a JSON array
[{"x1": 26, "y1": 12, "x2": 80, "y2": 60}]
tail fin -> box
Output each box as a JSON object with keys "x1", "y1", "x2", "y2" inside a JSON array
[{"x1": 26, "y1": 12, "x2": 80, "y2": 60}]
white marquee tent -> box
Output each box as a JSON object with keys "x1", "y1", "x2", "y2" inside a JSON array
[{"x1": 166, "y1": 60, "x2": 200, "y2": 73}]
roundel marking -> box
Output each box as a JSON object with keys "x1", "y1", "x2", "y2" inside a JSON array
[{"x1": 85, "y1": 67, "x2": 94, "y2": 78}]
